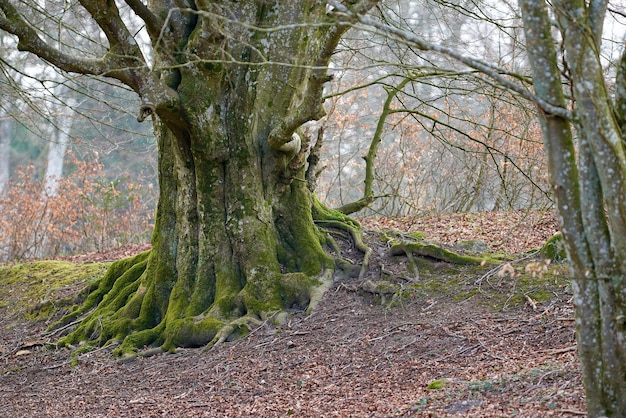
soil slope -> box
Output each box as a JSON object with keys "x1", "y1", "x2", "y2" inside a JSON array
[{"x1": 0, "y1": 212, "x2": 586, "y2": 417}]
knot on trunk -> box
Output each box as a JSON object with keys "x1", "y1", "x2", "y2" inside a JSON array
[{"x1": 278, "y1": 133, "x2": 302, "y2": 155}]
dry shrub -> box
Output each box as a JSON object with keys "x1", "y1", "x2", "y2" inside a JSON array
[{"x1": 0, "y1": 153, "x2": 154, "y2": 262}]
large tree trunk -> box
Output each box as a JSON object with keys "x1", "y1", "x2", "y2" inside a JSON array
[{"x1": 54, "y1": 1, "x2": 376, "y2": 356}]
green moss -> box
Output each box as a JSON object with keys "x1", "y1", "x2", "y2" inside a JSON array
[
  {"x1": 527, "y1": 288, "x2": 554, "y2": 303},
  {"x1": 280, "y1": 272, "x2": 317, "y2": 309},
  {"x1": 241, "y1": 287, "x2": 282, "y2": 317},
  {"x1": 312, "y1": 194, "x2": 361, "y2": 228},
  {"x1": 277, "y1": 186, "x2": 334, "y2": 275},
  {"x1": 408, "y1": 272, "x2": 477, "y2": 301},
  {"x1": 482, "y1": 263, "x2": 570, "y2": 310},
  {"x1": 455, "y1": 287, "x2": 479, "y2": 301},
  {"x1": 540, "y1": 232, "x2": 567, "y2": 261},
  {"x1": 377, "y1": 252, "x2": 570, "y2": 312},
  {"x1": 408, "y1": 231, "x2": 425, "y2": 240},
  {"x1": 161, "y1": 317, "x2": 224, "y2": 351},
  {"x1": 0, "y1": 260, "x2": 110, "y2": 317},
  {"x1": 82, "y1": 251, "x2": 150, "y2": 310},
  {"x1": 46, "y1": 171, "x2": 350, "y2": 355},
  {"x1": 215, "y1": 294, "x2": 240, "y2": 318},
  {"x1": 26, "y1": 301, "x2": 55, "y2": 320},
  {"x1": 427, "y1": 379, "x2": 446, "y2": 390},
  {"x1": 54, "y1": 252, "x2": 151, "y2": 347},
  {"x1": 391, "y1": 241, "x2": 495, "y2": 265}
]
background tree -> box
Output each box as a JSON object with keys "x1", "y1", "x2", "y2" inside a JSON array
[
  {"x1": 317, "y1": 0, "x2": 551, "y2": 217},
  {"x1": 0, "y1": 108, "x2": 9, "y2": 196},
  {"x1": 0, "y1": 6, "x2": 158, "y2": 260},
  {"x1": 0, "y1": 0, "x2": 378, "y2": 355}
]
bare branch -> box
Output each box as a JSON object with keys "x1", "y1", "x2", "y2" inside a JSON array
[
  {"x1": 327, "y1": 0, "x2": 573, "y2": 120},
  {"x1": 0, "y1": 0, "x2": 108, "y2": 75},
  {"x1": 268, "y1": 2, "x2": 379, "y2": 151}
]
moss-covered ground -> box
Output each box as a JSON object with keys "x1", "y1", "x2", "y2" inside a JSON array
[
  {"x1": 0, "y1": 260, "x2": 110, "y2": 321},
  {"x1": 0, "y1": 224, "x2": 569, "y2": 335},
  {"x1": 343, "y1": 229, "x2": 570, "y2": 313}
]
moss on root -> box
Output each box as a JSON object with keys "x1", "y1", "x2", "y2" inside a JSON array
[
  {"x1": 54, "y1": 251, "x2": 151, "y2": 348},
  {"x1": 312, "y1": 194, "x2": 372, "y2": 278},
  {"x1": 539, "y1": 232, "x2": 567, "y2": 262},
  {"x1": 53, "y1": 243, "x2": 338, "y2": 358},
  {"x1": 390, "y1": 241, "x2": 497, "y2": 265},
  {"x1": 40, "y1": 192, "x2": 366, "y2": 358},
  {"x1": 276, "y1": 184, "x2": 335, "y2": 275}
]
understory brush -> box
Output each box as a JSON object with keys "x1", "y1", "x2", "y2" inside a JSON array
[{"x1": 0, "y1": 153, "x2": 154, "y2": 262}]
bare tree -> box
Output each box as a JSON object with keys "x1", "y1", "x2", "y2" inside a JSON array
[
  {"x1": 318, "y1": 0, "x2": 551, "y2": 217},
  {"x1": 43, "y1": 86, "x2": 77, "y2": 197},
  {"x1": 0, "y1": 108, "x2": 9, "y2": 196},
  {"x1": 520, "y1": 1, "x2": 626, "y2": 415}
]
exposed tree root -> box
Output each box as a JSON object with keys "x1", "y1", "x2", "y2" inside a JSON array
[
  {"x1": 50, "y1": 195, "x2": 366, "y2": 358},
  {"x1": 390, "y1": 240, "x2": 495, "y2": 265},
  {"x1": 312, "y1": 195, "x2": 372, "y2": 279},
  {"x1": 52, "y1": 249, "x2": 337, "y2": 358}
]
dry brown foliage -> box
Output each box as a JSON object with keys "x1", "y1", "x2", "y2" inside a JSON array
[{"x1": 0, "y1": 153, "x2": 153, "y2": 262}]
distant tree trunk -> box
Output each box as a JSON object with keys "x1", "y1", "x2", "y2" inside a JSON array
[
  {"x1": 34, "y1": 94, "x2": 77, "y2": 259},
  {"x1": 0, "y1": 1, "x2": 380, "y2": 356},
  {"x1": 43, "y1": 95, "x2": 76, "y2": 197},
  {"x1": 520, "y1": 0, "x2": 626, "y2": 415},
  {"x1": 0, "y1": 108, "x2": 9, "y2": 196}
]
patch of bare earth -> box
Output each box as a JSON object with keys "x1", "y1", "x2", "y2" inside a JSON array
[{"x1": 1, "y1": 212, "x2": 586, "y2": 417}]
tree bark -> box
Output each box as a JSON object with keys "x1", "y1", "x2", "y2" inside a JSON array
[{"x1": 519, "y1": 0, "x2": 626, "y2": 415}]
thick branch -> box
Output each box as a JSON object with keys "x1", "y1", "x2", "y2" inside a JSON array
[
  {"x1": 588, "y1": 0, "x2": 608, "y2": 44},
  {"x1": 268, "y1": 2, "x2": 379, "y2": 151},
  {"x1": 0, "y1": 0, "x2": 186, "y2": 135},
  {"x1": 615, "y1": 48, "x2": 626, "y2": 132},
  {"x1": 519, "y1": 0, "x2": 590, "y2": 272},
  {"x1": 78, "y1": 0, "x2": 138, "y2": 51}
]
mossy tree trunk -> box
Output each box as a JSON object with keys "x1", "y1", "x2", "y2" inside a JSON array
[
  {"x1": 0, "y1": 0, "x2": 379, "y2": 355},
  {"x1": 520, "y1": 1, "x2": 626, "y2": 415}
]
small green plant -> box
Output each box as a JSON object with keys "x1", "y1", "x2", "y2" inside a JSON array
[{"x1": 427, "y1": 379, "x2": 446, "y2": 390}]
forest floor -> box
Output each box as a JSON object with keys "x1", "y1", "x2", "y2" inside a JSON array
[{"x1": 0, "y1": 211, "x2": 587, "y2": 417}]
